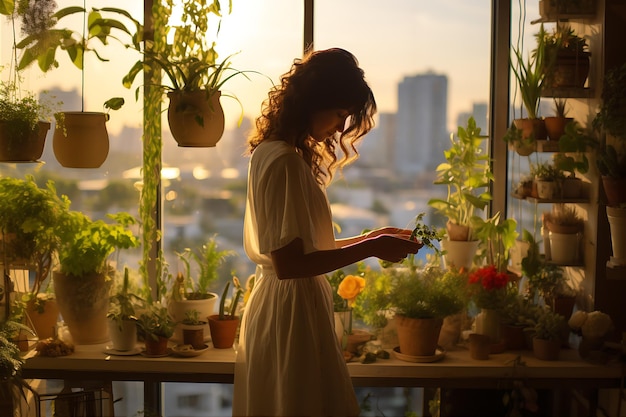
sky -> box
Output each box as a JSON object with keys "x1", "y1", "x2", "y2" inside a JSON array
[{"x1": 1, "y1": 1, "x2": 540, "y2": 135}]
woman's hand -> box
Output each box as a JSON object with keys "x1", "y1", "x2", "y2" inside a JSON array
[{"x1": 368, "y1": 234, "x2": 423, "y2": 263}]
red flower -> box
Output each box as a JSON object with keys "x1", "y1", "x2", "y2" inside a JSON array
[{"x1": 468, "y1": 265, "x2": 511, "y2": 310}]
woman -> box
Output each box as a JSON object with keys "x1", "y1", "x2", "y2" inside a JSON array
[{"x1": 233, "y1": 48, "x2": 423, "y2": 417}]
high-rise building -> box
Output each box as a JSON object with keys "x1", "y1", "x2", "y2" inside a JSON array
[{"x1": 394, "y1": 72, "x2": 448, "y2": 178}]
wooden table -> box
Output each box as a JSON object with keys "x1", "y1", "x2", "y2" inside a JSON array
[{"x1": 23, "y1": 343, "x2": 625, "y2": 414}]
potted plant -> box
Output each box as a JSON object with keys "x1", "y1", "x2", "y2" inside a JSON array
[
  {"x1": 362, "y1": 258, "x2": 467, "y2": 360},
  {"x1": 53, "y1": 211, "x2": 140, "y2": 345},
  {"x1": 542, "y1": 205, "x2": 584, "y2": 264},
  {"x1": 499, "y1": 290, "x2": 541, "y2": 350},
  {"x1": 16, "y1": 3, "x2": 135, "y2": 167},
  {"x1": 180, "y1": 309, "x2": 207, "y2": 350},
  {"x1": 122, "y1": 0, "x2": 255, "y2": 147},
  {"x1": 428, "y1": 117, "x2": 492, "y2": 269},
  {"x1": 593, "y1": 62, "x2": 626, "y2": 207},
  {"x1": 0, "y1": 319, "x2": 34, "y2": 415},
  {"x1": 0, "y1": 176, "x2": 70, "y2": 340},
  {"x1": 503, "y1": 122, "x2": 535, "y2": 156},
  {"x1": 137, "y1": 302, "x2": 175, "y2": 356},
  {"x1": 468, "y1": 265, "x2": 512, "y2": 345},
  {"x1": 208, "y1": 279, "x2": 243, "y2": 349},
  {"x1": 510, "y1": 25, "x2": 547, "y2": 142},
  {"x1": 471, "y1": 212, "x2": 519, "y2": 273},
  {"x1": 553, "y1": 120, "x2": 597, "y2": 199},
  {"x1": 532, "y1": 307, "x2": 566, "y2": 361},
  {"x1": 544, "y1": 98, "x2": 573, "y2": 142},
  {"x1": 530, "y1": 160, "x2": 562, "y2": 199},
  {"x1": 107, "y1": 267, "x2": 142, "y2": 353},
  {"x1": 167, "y1": 236, "x2": 234, "y2": 343},
  {"x1": 0, "y1": 79, "x2": 52, "y2": 162},
  {"x1": 541, "y1": 23, "x2": 591, "y2": 89}
]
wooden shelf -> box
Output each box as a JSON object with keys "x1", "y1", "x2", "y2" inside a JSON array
[
  {"x1": 511, "y1": 194, "x2": 590, "y2": 205},
  {"x1": 541, "y1": 87, "x2": 595, "y2": 98}
]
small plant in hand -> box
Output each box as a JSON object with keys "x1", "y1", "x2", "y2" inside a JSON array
[{"x1": 409, "y1": 213, "x2": 444, "y2": 256}]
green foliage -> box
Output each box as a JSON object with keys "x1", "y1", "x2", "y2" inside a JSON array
[
  {"x1": 137, "y1": 302, "x2": 175, "y2": 340},
  {"x1": 471, "y1": 212, "x2": 518, "y2": 272},
  {"x1": 174, "y1": 235, "x2": 235, "y2": 298},
  {"x1": 0, "y1": 176, "x2": 70, "y2": 293},
  {"x1": 499, "y1": 287, "x2": 542, "y2": 328},
  {"x1": 15, "y1": 5, "x2": 138, "y2": 109},
  {"x1": 597, "y1": 143, "x2": 626, "y2": 179},
  {"x1": 409, "y1": 213, "x2": 444, "y2": 256},
  {"x1": 554, "y1": 121, "x2": 597, "y2": 176},
  {"x1": 530, "y1": 160, "x2": 562, "y2": 181},
  {"x1": 182, "y1": 309, "x2": 204, "y2": 325},
  {"x1": 593, "y1": 62, "x2": 626, "y2": 141},
  {"x1": 108, "y1": 267, "x2": 143, "y2": 325},
  {"x1": 534, "y1": 307, "x2": 566, "y2": 341},
  {"x1": 427, "y1": 117, "x2": 493, "y2": 238},
  {"x1": 359, "y1": 260, "x2": 468, "y2": 324},
  {"x1": 218, "y1": 279, "x2": 243, "y2": 320},
  {"x1": 527, "y1": 263, "x2": 567, "y2": 302},
  {"x1": 511, "y1": 25, "x2": 546, "y2": 119},
  {"x1": 56, "y1": 211, "x2": 139, "y2": 277}
]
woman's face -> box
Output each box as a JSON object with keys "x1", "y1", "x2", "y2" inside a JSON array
[{"x1": 309, "y1": 108, "x2": 350, "y2": 142}]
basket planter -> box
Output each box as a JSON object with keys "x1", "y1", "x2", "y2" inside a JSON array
[{"x1": 0, "y1": 121, "x2": 50, "y2": 162}]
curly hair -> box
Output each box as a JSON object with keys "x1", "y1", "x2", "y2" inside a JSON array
[{"x1": 248, "y1": 48, "x2": 377, "y2": 185}]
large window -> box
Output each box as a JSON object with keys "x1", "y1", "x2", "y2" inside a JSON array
[{"x1": 1, "y1": 1, "x2": 503, "y2": 415}]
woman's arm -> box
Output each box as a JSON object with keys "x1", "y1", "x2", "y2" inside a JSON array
[
  {"x1": 336, "y1": 227, "x2": 414, "y2": 248},
  {"x1": 271, "y1": 234, "x2": 423, "y2": 280}
]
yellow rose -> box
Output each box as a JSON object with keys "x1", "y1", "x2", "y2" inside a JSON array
[{"x1": 337, "y1": 275, "x2": 366, "y2": 307}]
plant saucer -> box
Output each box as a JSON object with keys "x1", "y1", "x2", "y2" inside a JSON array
[
  {"x1": 392, "y1": 346, "x2": 446, "y2": 363},
  {"x1": 140, "y1": 348, "x2": 172, "y2": 358},
  {"x1": 172, "y1": 344, "x2": 210, "y2": 357},
  {"x1": 103, "y1": 346, "x2": 141, "y2": 356}
]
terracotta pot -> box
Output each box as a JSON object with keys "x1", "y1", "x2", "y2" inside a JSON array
[
  {"x1": 602, "y1": 176, "x2": 626, "y2": 207},
  {"x1": 53, "y1": 271, "x2": 111, "y2": 344},
  {"x1": 500, "y1": 324, "x2": 526, "y2": 350},
  {"x1": 560, "y1": 177, "x2": 583, "y2": 199},
  {"x1": 53, "y1": 112, "x2": 109, "y2": 168},
  {"x1": 26, "y1": 296, "x2": 59, "y2": 340},
  {"x1": 533, "y1": 337, "x2": 561, "y2": 361},
  {"x1": 182, "y1": 324, "x2": 206, "y2": 350},
  {"x1": 144, "y1": 335, "x2": 169, "y2": 356},
  {"x1": 395, "y1": 315, "x2": 443, "y2": 357},
  {"x1": 513, "y1": 118, "x2": 547, "y2": 141},
  {"x1": 167, "y1": 90, "x2": 225, "y2": 147},
  {"x1": 345, "y1": 329, "x2": 373, "y2": 354},
  {"x1": 0, "y1": 121, "x2": 50, "y2": 162},
  {"x1": 544, "y1": 117, "x2": 573, "y2": 141},
  {"x1": 208, "y1": 314, "x2": 240, "y2": 349},
  {"x1": 469, "y1": 333, "x2": 491, "y2": 360}
]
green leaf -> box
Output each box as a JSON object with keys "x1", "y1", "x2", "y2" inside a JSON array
[{"x1": 0, "y1": 0, "x2": 14, "y2": 15}]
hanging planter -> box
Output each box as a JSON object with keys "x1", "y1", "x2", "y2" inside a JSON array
[
  {"x1": 52, "y1": 111, "x2": 109, "y2": 168},
  {"x1": 167, "y1": 90, "x2": 225, "y2": 147},
  {"x1": 0, "y1": 121, "x2": 50, "y2": 162}
]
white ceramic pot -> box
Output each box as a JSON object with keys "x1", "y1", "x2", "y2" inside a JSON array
[
  {"x1": 535, "y1": 179, "x2": 556, "y2": 199},
  {"x1": 168, "y1": 295, "x2": 218, "y2": 343},
  {"x1": 108, "y1": 318, "x2": 137, "y2": 351},
  {"x1": 549, "y1": 232, "x2": 580, "y2": 264},
  {"x1": 607, "y1": 206, "x2": 626, "y2": 266},
  {"x1": 441, "y1": 239, "x2": 480, "y2": 270}
]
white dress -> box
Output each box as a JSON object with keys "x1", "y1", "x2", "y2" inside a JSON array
[{"x1": 233, "y1": 140, "x2": 360, "y2": 417}]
